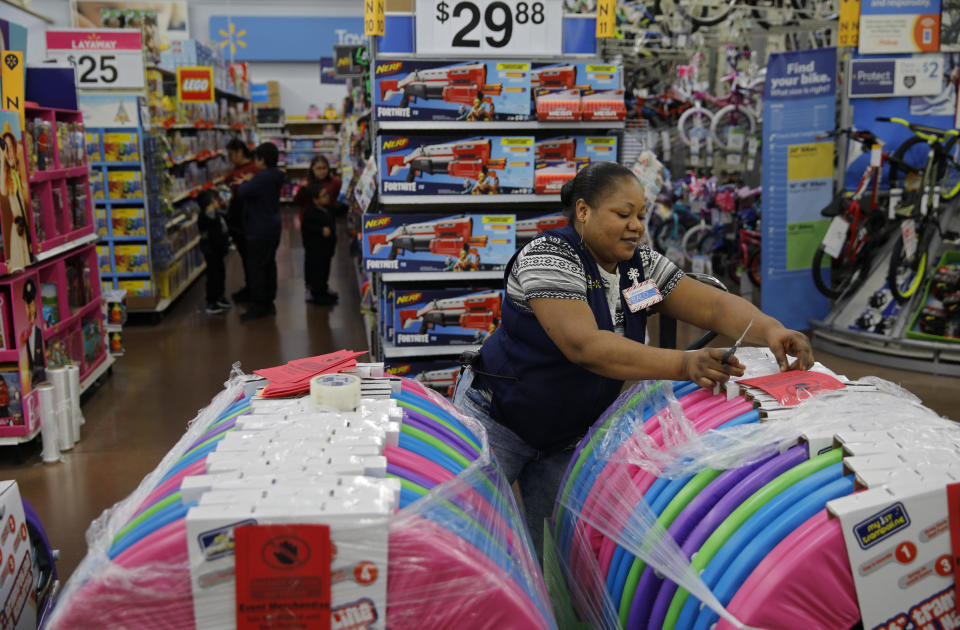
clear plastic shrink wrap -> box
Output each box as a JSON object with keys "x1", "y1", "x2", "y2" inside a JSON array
[
  {"x1": 45, "y1": 366, "x2": 556, "y2": 630},
  {"x1": 549, "y1": 351, "x2": 958, "y2": 630}
]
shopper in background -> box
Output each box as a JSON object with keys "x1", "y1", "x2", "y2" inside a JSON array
[
  {"x1": 453, "y1": 161, "x2": 814, "y2": 555},
  {"x1": 196, "y1": 190, "x2": 231, "y2": 315},
  {"x1": 301, "y1": 183, "x2": 338, "y2": 305},
  {"x1": 225, "y1": 138, "x2": 257, "y2": 303},
  {"x1": 236, "y1": 143, "x2": 284, "y2": 321},
  {"x1": 293, "y1": 155, "x2": 346, "y2": 218}
]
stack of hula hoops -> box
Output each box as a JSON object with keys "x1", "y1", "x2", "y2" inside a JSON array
[
  {"x1": 45, "y1": 364, "x2": 556, "y2": 630},
  {"x1": 551, "y1": 351, "x2": 958, "y2": 630}
]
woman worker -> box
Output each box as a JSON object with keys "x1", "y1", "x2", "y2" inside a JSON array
[{"x1": 453, "y1": 162, "x2": 813, "y2": 554}]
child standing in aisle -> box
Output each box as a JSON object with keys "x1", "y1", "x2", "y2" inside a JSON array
[
  {"x1": 293, "y1": 155, "x2": 346, "y2": 218},
  {"x1": 236, "y1": 143, "x2": 284, "y2": 321},
  {"x1": 301, "y1": 184, "x2": 338, "y2": 305},
  {"x1": 196, "y1": 190, "x2": 230, "y2": 314}
]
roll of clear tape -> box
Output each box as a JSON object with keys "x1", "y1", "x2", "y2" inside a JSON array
[
  {"x1": 49, "y1": 368, "x2": 74, "y2": 449},
  {"x1": 37, "y1": 383, "x2": 60, "y2": 463},
  {"x1": 310, "y1": 374, "x2": 361, "y2": 411},
  {"x1": 67, "y1": 364, "x2": 84, "y2": 426}
]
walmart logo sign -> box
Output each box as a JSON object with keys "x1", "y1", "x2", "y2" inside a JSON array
[{"x1": 209, "y1": 16, "x2": 363, "y2": 62}]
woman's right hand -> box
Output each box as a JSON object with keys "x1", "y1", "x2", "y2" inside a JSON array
[{"x1": 681, "y1": 348, "x2": 745, "y2": 389}]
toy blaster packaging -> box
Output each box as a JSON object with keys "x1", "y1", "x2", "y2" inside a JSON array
[
  {"x1": 103, "y1": 132, "x2": 140, "y2": 163},
  {"x1": 362, "y1": 214, "x2": 516, "y2": 272},
  {"x1": 379, "y1": 135, "x2": 534, "y2": 195},
  {"x1": 516, "y1": 212, "x2": 569, "y2": 249},
  {"x1": 532, "y1": 63, "x2": 625, "y2": 122},
  {"x1": 96, "y1": 245, "x2": 112, "y2": 273},
  {"x1": 113, "y1": 244, "x2": 149, "y2": 273},
  {"x1": 385, "y1": 360, "x2": 461, "y2": 399},
  {"x1": 85, "y1": 131, "x2": 101, "y2": 162},
  {"x1": 118, "y1": 279, "x2": 154, "y2": 297},
  {"x1": 107, "y1": 170, "x2": 143, "y2": 200},
  {"x1": 90, "y1": 170, "x2": 105, "y2": 200},
  {"x1": 393, "y1": 288, "x2": 503, "y2": 346},
  {"x1": 111, "y1": 207, "x2": 147, "y2": 236},
  {"x1": 534, "y1": 135, "x2": 618, "y2": 194},
  {"x1": 375, "y1": 59, "x2": 532, "y2": 121}
]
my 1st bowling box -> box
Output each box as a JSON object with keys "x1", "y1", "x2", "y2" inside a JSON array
[
  {"x1": 374, "y1": 59, "x2": 532, "y2": 121},
  {"x1": 0, "y1": 481, "x2": 36, "y2": 630},
  {"x1": 392, "y1": 288, "x2": 504, "y2": 346},
  {"x1": 378, "y1": 136, "x2": 534, "y2": 195},
  {"x1": 362, "y1": 214, "x2": 516, "y2": 273}
]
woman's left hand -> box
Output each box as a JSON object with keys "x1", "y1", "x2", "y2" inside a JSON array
[{"x1": 766, "y1": 326, "x2": 814, "y2": 371}]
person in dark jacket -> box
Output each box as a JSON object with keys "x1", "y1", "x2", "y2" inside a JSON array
[
  {"x1": 226, "y1": 138, "x2": 257, "y2": 303},
  {"x1": 196, "y1": 189, "x2": 230, "y2": 314},
  {"x1": 236, "y1": 142, "x2": 284, "y2": 320},
  {"x1": 302, "y1": 183, "x2": 338, "y2": 305}
]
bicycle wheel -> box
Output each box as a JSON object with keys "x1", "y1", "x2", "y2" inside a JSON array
[
  {"x1": 661, "y1": 0, "x2": 735, "y2": 27},
  {"x1": 887, "y1": 222, "x2": 930, "y2": 304},
  {"x1": 748, "y1": 248, "x2": 762, "y2": 287},
  {"x1": 711, "y1": 105, "x2": 756, "y2": 150},
  {"x1": 940, "y1": 136, "x2": 960, "y2": 200},
  {"x1": 682, "y1": 223, "x2": 712, "y2": 265},
  {"x1": 792, "y1": 0, "x2": 838, "y2": 20},
  {"x1": 677, "y1": 107, "x2": 714, "y2": 148},
  {"x1": 888, "y1": 136, "x2": 931, "y2": 192},
  {"x1": 655, "y1": 218, "x2": 685, "y2": 255},
  {"x1": 697, "y1": 231, "x2": 729, "y2": 278},
  {"x1": 811, "y1": 237, "x2": 870, "y2": 300}
]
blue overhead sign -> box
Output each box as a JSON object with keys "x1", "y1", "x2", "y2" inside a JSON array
[{"x1": 209, "y1": 16, "x2": 363, "y2": 62}]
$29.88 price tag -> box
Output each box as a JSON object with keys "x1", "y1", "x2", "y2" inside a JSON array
[{"x1": 416, "y1": 0, "x2": 562, "y2": 56}]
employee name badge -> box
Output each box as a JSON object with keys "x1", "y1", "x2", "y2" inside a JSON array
[{"x1": 623, "y1": 269, "x2": 662, "y2": 313}]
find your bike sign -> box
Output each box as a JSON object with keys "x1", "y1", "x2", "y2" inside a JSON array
[{"x1": 177, "y1": 66, "x2": 215, "y2": 103}]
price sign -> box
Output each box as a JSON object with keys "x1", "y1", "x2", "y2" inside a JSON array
[
  {"x1": 416, "y1": 0, "x2": 563, "y2": 56},
  {"x1": 45, "y1": 29, "x2": 145, "y2": 90}
]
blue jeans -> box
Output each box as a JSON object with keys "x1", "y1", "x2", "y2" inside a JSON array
[{"x1": 453, "y1": 368, "x2": 574, "y2": 557}]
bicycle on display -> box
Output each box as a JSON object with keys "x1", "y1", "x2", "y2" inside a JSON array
[
  {"x1": 697, "y1": 187, "x2": 763, "y2": 286},
  {"x1": 811, "y1": 127, "x2": 904, "y2": 300},
  {"x1": 876, "y1": 117, "x2": 960, "y2": 304}
]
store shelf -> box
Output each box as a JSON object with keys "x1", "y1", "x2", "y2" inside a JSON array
[
  {"x1": 147, "y1": 262, "x2": 207, "y2": 313},
  {"x1": 284, "y1": 148, "x2": 332, "y2": 154},
  {"x1": 171, "y1": 236, "x2": 201, "y2": 263},
  {"x1": 287, "y1": 119, "x2": 342, "y2": 125},
  {"x1": 91, "y1": 161, "x2": 141, "y2": 168},
  {"x1": 108, "y1": 235, "x2": 148, "y2": 242},
  {"x1": 165, "y1": 123, "x2": 249, "y2": 131},
  {"x1": 103, "y1": 272, "x2": 151, "y2": 279},
  {"x1": 257, "y1": 123, "x2": 285, "y2": 129},
  {"x1": 35, "y1": 232, "x2": 99, "y2": 262},
  {"x1": 80, "y1": 353, "x2": 116, "y2": 395},
  {"x1": 167, "y1": 150, "x2": 225, "y2": 168},
  {"x1": 170, "y1": 176, "x2": 227, "y2": 204},
  {"x1": 96, "y1": 198, "x2": 145, "y2": 206},
  {"x1": 284, "y1": 163, "x2": 313, "y2": 169},
  {"x1": 29, "y1": 165, "x2": 90, "y2": 183},
  {"x1": 380, "y1": 271, "x2": 504, "y2": 282},
  {"x1": 165, "y1": 213, "x2": 186, "y2": 229},
  {"x1": 380, "y1": 194, "x2": 559, "y2": 206},
  {"x1": 0, "y1": 425, "x2": 40, "y2": 446},
  {"x1": 377, "y1": 120, "x2": 627, "y2": 131},
  {"x1": 216, "y1": 86, "x2": 250, "y2": 102},
  {"x1": 381, "y1": 340, "x2": 479, "y2": 359},
  {"x1": 287, "y1": 134, "x2": 339, "y2": 140},
  {"x1": 42, "y1": 300, "x2": 100, "y2": 341}
]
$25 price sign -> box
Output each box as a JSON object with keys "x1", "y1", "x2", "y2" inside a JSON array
[
  {"x1": 45, "y1": 29, "x2": 145, "y2": 89},
  {"x1": 416, "y1": 0, "x2": 562, "y2": 56}
]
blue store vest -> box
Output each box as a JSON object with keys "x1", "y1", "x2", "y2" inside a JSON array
[{"x1": 476, "y1": 225, "x2": 648, "y2": 452}]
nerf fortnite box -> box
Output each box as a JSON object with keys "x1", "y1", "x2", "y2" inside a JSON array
[
  {"x1": 385, "y1": 360, "x2": 461, "y2": 399},
  {"x1": 378, "y1": 135, "x2": 534, "y2": 195},
  {"x1": 534, "y1": 135, "x2": 618, "y2": 194},
  {"x1": 516, "y1": 212, "x2": 569, "y2": 249},
  {"x1": 393, "y1": 288, "x2": 503, "y2": 346},
  {"x1": 375, "y1": 59, "x2": 532, "y2": 121},
  {"x1": 363, "y1": 214, "x2": 515, "y2": 273},
  {"x1": 532, "y1": 63, "x2": 625, "y2": 121}
]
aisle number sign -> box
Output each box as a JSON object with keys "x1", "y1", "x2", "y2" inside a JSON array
[
  {"x1": 415, "y1": 0, "x2": 562, "y2": 56},
  {"x1": 177, "y1": 66, "x2": 215, "y2": 103},
  {"x1": 597, "y1": 0, "x2": 616, "y2": 38},
  {"x1": 45, "y1": 29, "x2": 145, "y2": 90},
  {"x1": 0, "y1": 51, "x2": 24, "y2": 129},
  {"x1": 365, "y1": 0, "x2": 385, "y2": 36},
  {"x1": 838, "y1": 0, "x2": 861, "y2": 47}
]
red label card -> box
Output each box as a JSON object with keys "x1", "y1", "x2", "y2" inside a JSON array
[
  {"x1": 947, "y1": 483, "x2": 960, "y2": 613},
  {"x1": 739, "y1": 370, "x2": 845, "y2": 406},
  {"x1": 234, "y1": 524, "x2": 332, "y2": 630}
]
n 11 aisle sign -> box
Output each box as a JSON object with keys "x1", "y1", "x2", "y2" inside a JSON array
[
  {"x1": 45, "y1": 29, "x2": 145, "y2": 89},
  {"x1": 416, "y1": 0, "x2": 562, "y2": 56}
]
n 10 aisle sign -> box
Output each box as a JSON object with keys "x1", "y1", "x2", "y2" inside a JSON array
[
  {"x1": 177, "y1": 66, "x2": 215, "y2": 103},
  {"x1": 416, "y1": 0, "x2": 562, "y2": 56},
  {"x1": 45, "y1": 29, "x2": 145, "y2": 89}
]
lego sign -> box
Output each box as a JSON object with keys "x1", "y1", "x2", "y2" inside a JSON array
[
  {"x1": 416, "y1": 0, "x2": 563, "y2": 56},
  {"x1": 177, "y1": 66, "x2": 215, "y2": 103},
  {"x1": 45, "y1": 28, "x2": 145, "y2": 89}
]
